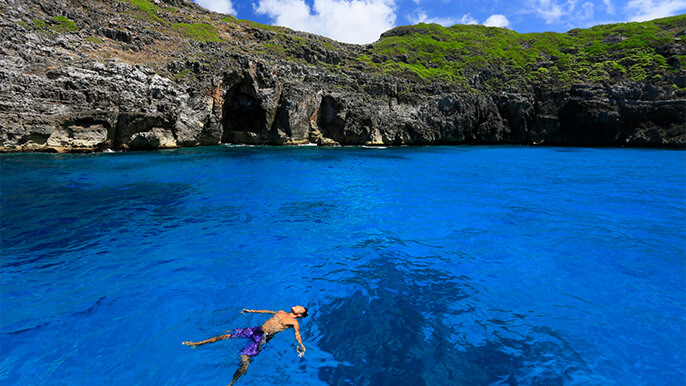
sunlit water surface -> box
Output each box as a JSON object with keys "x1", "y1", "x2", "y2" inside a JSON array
[{"x1": 1, "y1": 146, "x2": 685, "y2": 385}]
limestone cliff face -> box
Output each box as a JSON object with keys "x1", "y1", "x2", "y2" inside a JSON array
[{"x1": 0, "y1": 0, "x2": 684, "y2": 152}]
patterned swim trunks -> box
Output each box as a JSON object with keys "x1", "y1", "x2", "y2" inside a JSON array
[{"x1": 230, "y1": 326, "x2": 266, "y2": 357}]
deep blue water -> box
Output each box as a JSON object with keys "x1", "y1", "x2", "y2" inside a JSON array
[{"x1": 1, "y1": 146, "x2": 685, "y2": 385}]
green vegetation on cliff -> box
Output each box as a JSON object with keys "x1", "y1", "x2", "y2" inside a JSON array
[
  {"x1": 95, "y1": 0, "x2": 686, "y2": 90},
  {"x1": 366, "y1": 15, "x2": 684, "y2": 87},
  {"x1": 198, "y1": 13, "x2": 683, "y2": 89},
  {"x1": 52, "y1": 16, "x2": 79, "y2": 32},
  {"x1": 123, "y1": 0, "x2": 167, "y2": 24},
  {"x1": 17, "y1": 16, "x2": 79, "y2": 32},
  {"x1": 172, "y1": 23, "x2": 221, "y2": 42}
]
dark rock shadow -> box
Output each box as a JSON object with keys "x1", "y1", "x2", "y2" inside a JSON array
[{"x1": 314, "y1": 254, "x2": 592, "y2": 385}]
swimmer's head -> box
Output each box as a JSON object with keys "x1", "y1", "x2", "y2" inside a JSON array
[{"x1": 292, "y1": 305, "x2": 308, "y2": 318}]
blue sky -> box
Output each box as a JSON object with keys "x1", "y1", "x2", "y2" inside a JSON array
[{"x1": 192, "y1": 0, "x2": 686, "y2": 44}]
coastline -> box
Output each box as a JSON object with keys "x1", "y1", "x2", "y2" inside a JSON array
[
  {"x1": 1, "y1": 2, "x2": 684, "y2": 153},
  {"x1": 2, "y1": 141, "x2": 685, "y2": 155}
]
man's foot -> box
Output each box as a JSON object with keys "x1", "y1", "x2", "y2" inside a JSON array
[{"x1": 182, "y1": 341, "x2": 200, "y2": 347}]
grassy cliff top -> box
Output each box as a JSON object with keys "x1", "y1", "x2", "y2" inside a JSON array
[
  {"x1": 367, "y1": 15, "x2": 685, "y2": 88},
  {"x1": 10, "y1": 0, "x2": 685, "y2": 90}
]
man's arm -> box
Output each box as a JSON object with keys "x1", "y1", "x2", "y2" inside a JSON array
[
  {"x1": 293, "y1": 321, "x2": 306, "y2": 357},
  {"x1": 241, "y1": 309, "x2": 277, "y2": 314}
]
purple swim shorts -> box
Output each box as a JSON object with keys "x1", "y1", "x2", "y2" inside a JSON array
[{"x1": 230, "y1": 326, "x2": 266, "y2": 357}]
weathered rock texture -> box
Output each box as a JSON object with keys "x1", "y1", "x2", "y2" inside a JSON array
[{"x1": 0, "y1": 0, "x2": 684, "y2": 152}]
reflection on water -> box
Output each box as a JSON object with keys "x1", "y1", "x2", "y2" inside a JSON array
[{"x1": 314, "y1": 254, "x2": 591, "y2": 385}]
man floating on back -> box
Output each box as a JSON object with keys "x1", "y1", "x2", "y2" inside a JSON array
[{"x1": 183, "y1": 305, "x2": 309, "y2": 385}]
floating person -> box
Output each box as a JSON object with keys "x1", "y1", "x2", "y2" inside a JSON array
[{"x1": 183, "y1": 305, "x2": 309, "y2": 385}]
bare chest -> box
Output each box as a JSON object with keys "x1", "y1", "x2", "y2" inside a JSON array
[{"x1": 261, "y1": 312, "x2": 295, "y2": 334}]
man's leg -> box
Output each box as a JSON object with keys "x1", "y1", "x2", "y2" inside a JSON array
[
  {"x1": 228, "y1": 355, "x2": 251, "y2": 386},
  {"x1": 182, "y1": 333, "x2": 232, "y2": 347}
]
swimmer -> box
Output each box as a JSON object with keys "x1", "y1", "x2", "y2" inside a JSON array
[{"x1": 183, "y1": 305, "x2": 308, "y2": 385}]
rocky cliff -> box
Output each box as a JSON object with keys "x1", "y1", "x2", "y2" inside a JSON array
[{"x1": 1, "y1": 0, "x2": 684, "y2": 152}]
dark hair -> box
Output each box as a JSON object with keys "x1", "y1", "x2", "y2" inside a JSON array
[{"x1": 301, "y1": 307, "x2": 308, "y2": 318}]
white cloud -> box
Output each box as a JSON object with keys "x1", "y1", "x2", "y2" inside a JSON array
[
  {"x1": 528, "y1": 0, "x2": 578, "y2": 24},
  {"x1": 483, "y1": 14, "x2": 510, "y2": 28},
  {"x1": 194, "y1": 0, "x2": 236, "y2": 15},
  {"x1": 626, "y1": 0, "x2": 686, "y2": 21},
  {"x1": 602, "y1": 0, "x2": 615, "y2": 14},
  {"x1": 255, "y1": 0, "x2": 397, "y2": 44},
  {"x1": 526, "y1": 0, "x2": 597, "y2": 24},
  {"x1": 458, "y1": 14, "x2": 479, "y2": 25},
  {"x1": 408, "y1": 9, "x2": 460, "y2": 26},
  {"x1": 255, "y1": 0, "x2": 312, "y2": 28},
  {"x1": 579, "y1": 1, "x2": 594, "y2": 19},
  {"x1": 409, "y1": 10, "x2": 512, "y2": 29}
]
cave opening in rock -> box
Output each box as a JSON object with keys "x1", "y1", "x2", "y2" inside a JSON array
[
  {"x1": 317, "y1": 95, "x2": 346, "y2": 142},
  {"x1": 222, "y1": 85, "x2": 267, "y2": 143},
  {"x1": 559, "y1": 100, "x2": 621, "y2": 146}
]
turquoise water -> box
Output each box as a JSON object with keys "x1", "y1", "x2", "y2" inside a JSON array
[{"x1": 1, "y1": 146, "x2": 685, "y2": 385}]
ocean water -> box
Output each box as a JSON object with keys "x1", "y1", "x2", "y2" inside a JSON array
[{"x1": 1, "y1": 145, "x2": 684, "y2": 385}]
